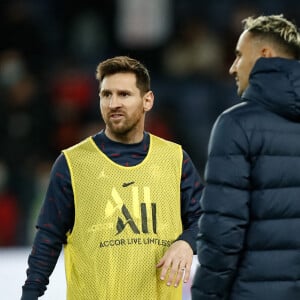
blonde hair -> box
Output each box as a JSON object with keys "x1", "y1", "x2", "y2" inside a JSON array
[{"x1": 243, "y1": 14, "x2": 300, "y2": 59}]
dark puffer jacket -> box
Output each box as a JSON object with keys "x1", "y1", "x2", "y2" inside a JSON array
[{"x1": 192, "y1": 57, "x2": 300, "y2": 300}]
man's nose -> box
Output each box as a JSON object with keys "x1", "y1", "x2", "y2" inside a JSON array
[
  {"x1": 229, "y1": 60, "x2": 237, "y2": 75},
  {"x1": 109, "y1": 95, "x2": 121, "y2": 108}
]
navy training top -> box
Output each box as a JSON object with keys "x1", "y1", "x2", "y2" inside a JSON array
[{"x1": 22, "y1": 131, "x2": 203, "y2": 299}]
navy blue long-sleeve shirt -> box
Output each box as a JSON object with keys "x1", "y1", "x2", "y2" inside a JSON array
[{"x1": 22, "y1": 131, "x2": 203, "y2": 299}]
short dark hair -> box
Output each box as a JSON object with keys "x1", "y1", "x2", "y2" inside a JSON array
[
  {"x1": 243, "y1": 14, "x2": 300, "y2": 59},
  {"x1": 96, "y1": 56, "x2": 151, "y2": 95}
]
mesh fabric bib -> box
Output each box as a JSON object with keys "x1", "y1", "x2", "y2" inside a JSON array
[{"x1": 63, "y1": 134, "x2": 183, "y2": 300}]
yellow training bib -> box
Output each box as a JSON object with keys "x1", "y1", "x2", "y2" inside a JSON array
[{"x1": 63, "y1": 134, "x2": 183, "y2": 300}]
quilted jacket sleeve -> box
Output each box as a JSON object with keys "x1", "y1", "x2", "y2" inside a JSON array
[{"x1": 192, "y1": 111, "x2": 251, "y2": 299}]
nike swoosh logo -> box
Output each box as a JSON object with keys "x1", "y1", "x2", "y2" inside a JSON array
[{"x1": 122, "y1": 181, "x2": 135, "y2": 187}]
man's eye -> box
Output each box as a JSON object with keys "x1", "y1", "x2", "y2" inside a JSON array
[{"x1": 101, "y1": 92, "x2": 111, "y2": 98}]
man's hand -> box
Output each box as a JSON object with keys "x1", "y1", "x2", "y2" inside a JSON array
[{"x1": 156, "y1": 240, "x2": 193, "y2": 287}]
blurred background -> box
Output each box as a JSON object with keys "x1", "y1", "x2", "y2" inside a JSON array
[
  {"x1": 0, "y1": 0, "x2": 299, "y2": 298},
  {"x1": 3, "y1": 0, "x2": 300, "y2": 248}
]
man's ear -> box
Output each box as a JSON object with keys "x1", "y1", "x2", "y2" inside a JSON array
[
  {"x1": 261, "y1": 47, "x2": 275, "y2": 58},
  {"x1": 143, "y1": 91, "x2": 154, "y2": 112}
]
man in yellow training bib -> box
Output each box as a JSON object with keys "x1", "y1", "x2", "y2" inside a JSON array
[{"x1": 21, "y1": 56, "x2": 203, "y2": 299}]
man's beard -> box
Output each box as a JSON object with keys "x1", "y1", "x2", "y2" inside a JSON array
[{"x1": 107, "y1": 118, "x2": 139, "y2": 136}]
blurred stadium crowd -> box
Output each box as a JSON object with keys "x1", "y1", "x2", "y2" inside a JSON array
[{"x1": 0, "y1": 0, "x2": 299, "y2": 246}]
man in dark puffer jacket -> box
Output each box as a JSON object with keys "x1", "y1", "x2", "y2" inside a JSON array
[{"x1": 192, "y1": 14, "x2": 300, "y2": 300}]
